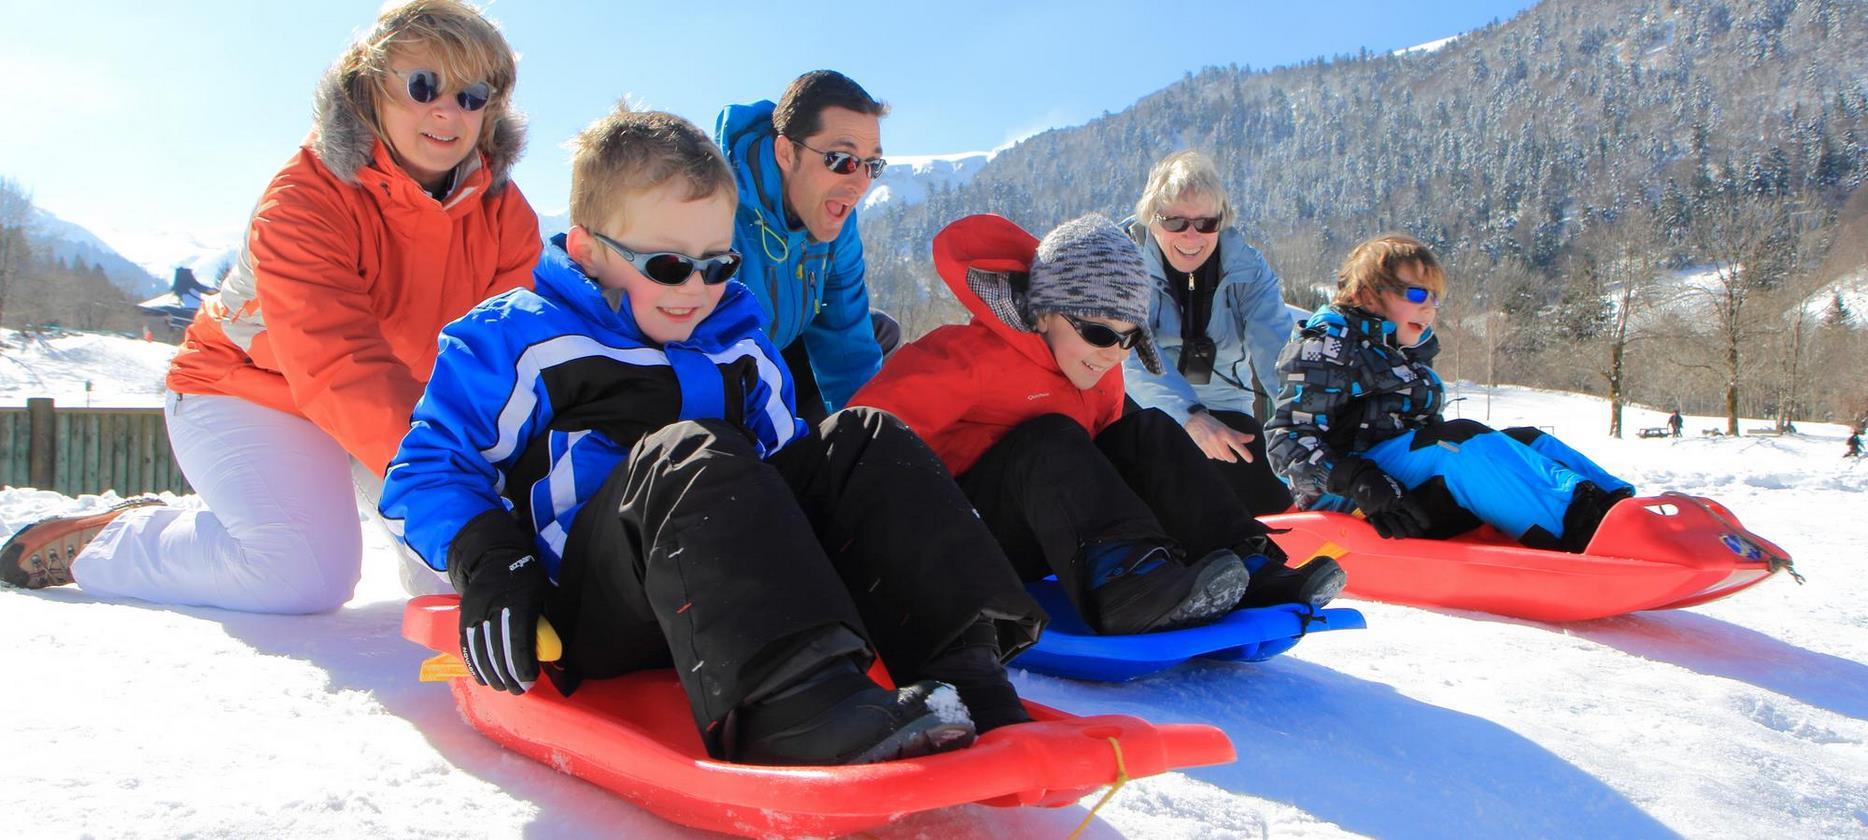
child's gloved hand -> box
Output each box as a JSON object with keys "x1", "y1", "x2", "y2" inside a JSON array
[
  {"x1": 1337, "y1": 458, "x2": 1433, "y2": 539},
  {"x1": 453, "y1": 548, "x2": 548, "y2": 694}
]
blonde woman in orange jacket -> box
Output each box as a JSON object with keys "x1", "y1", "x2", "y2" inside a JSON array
[{"x1": 1, "y1": 0, "x2": 540, "y2": 612}]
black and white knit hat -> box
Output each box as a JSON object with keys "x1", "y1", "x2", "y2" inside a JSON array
[{"x1": 1026, "y1": 214, "x2": 1163, "y2": 374}]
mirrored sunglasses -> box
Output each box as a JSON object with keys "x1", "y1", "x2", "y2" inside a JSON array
[
  {"x1": 1062, "y1": 313, "x2": 1143, "y2": 349},
  {"x1": 790, "y1": 138, "x2": 886, "y2": 179},
  {"x1": 592, "y1": 232, "x2": 741, "y2": 286},
  {"x1": 1402, "y1": 285, "x2": 1441, "y2": 305},
  {"x1": 1153, "y1": 214, "x2": 1223, "y2": 234},
  {"x1": 393, "y1": 68, "x2": 494, "y2": 112}
]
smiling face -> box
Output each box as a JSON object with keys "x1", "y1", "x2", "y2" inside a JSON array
[
  {"x1": 1368, "y1": 261, "x2": 1440, "y2": 347},
  {"x1": 570, "y1": 182, "x2": 737, "y2": 345},
  {"x1": 375, "y1": 46, "x2": 488, "y2": 193},
  {"x1": 1037, "y1": 312, "x2": 1134, "y2": 390},
  {"x1": 1148, "y1": 192, "x2": 1224, "y2": 273},
  {"x1": 774, "y1": 106, "x2": 881, "y2": 243}
]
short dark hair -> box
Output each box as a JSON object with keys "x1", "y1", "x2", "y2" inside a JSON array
[{"x1": 772, "y1": 70, "x2": 888, "y2": 141}]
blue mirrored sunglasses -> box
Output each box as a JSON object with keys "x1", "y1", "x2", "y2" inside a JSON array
[
  {"x1": 392, "y1": 68, "x2": 494, "y2": 112},
  {"x1": 591, "y1": 232, "x2": 741, "y2": 286},
  {"x1": 789, "y1": 137, "x2": 887, "y2": 179},
  {"x1": 1402, "y1": 285, "x2": 1440, "y2": 305}
]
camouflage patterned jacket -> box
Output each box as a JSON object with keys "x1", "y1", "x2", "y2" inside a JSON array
[{"x1": 1264, "y1": 305, "x2": 1445, "y2": 507}]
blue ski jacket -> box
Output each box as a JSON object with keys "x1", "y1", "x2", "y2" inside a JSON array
[
  {"x1": 715, "y1": 100, "x2": 883, "y2": 413},
  {"x1": 380, "y1": 234, "x2": 804, "y2": 581}
]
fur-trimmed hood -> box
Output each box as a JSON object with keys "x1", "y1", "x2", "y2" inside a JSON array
[{"x1": 308, "y1": 62, "x2": 526, "y2": 192}]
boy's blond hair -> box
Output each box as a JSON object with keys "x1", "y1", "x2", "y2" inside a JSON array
[
  {"x1": 1134, "y1": 150, "x2": 1235, "y2": 230},
  {"x1": 1335, "y1": 234, "x2": 1447, "y2": 309},
  {"x1": 336, "y1": 0, "x2": 519, "y2": 159},
  {"x1": 569, "y1": 106, "x2": 737, "y2": 232}
]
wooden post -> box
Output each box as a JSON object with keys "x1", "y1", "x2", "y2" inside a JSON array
[{"x1": 27, "y1": 397, "x2": 54, "y2": 489}]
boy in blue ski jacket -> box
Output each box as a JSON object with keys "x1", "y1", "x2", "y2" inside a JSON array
[
  {"x1": 380, "y1": 107, "x2": 1042, "y2": 766},
  {"x1": 715, "y1": 71, "x2": 887, "y2": 418},
  {"x1": 1265, "y1": 234, "x2": 1634, "y2": 551}
]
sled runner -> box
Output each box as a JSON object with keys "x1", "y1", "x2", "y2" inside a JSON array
[
  {"x1": 1013, "y1": 578, "x2": 1367, "y2": 681},
  {"x1": 1263, "y1": 492, "x2": 1796, "y2": 622},
  {"x1": 402, "y1": 595, "x2": 1235, "y2": 838}
]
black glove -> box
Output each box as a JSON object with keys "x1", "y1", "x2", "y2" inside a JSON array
[
  {"x1": 448, "y1": 511, "x2": 549, "y2": 695},
  {"x1": 1335, "y1": 458, "x2": 1433, "y2": 540}
]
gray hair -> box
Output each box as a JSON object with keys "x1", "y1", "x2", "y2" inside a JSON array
[{"x1": 1133, "y1": 150, "x2": 1236, "y2": 229}]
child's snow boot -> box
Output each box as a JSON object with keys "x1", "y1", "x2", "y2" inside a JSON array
[
  {"x1": 728, "y1": 657, "x2": 975, "y2": 766},
  {"x1": 1560, "y1": 482, "x2": 1636, "y2": 553},
  {"x1": 1084, "y1": 541, "x2": 1248, "y2": 635},
  {"x1": 921, "y1": 619, "x2": 1028, "y2": 733},
  {"x1": 1239, "y1": 555, "x2": 1347, "y2": 609}
]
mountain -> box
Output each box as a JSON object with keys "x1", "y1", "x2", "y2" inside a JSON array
[
  {"x1": 863, "y1": 150, "x2": 1000, "y2": 212},
  {"x1": 26, "y1": 209, "x2": 166, "y2": 297}
]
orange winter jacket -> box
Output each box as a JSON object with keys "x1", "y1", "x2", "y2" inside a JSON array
[{"x1": 168, "y1": 76, "x2": 540, "y2": 476}]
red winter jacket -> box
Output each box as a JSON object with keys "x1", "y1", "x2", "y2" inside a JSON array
[{"x1": 851, "y1": 215, "x2": 1124, "y2": 476}]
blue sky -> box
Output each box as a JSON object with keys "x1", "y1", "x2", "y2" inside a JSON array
[{"x1": 0, "y1": 0, "x2": 1536, "y2": 243}]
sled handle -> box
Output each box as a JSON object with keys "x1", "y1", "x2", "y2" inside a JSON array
[{"x1": 418, "y1": 618, "x2": 563, "y2": 682}]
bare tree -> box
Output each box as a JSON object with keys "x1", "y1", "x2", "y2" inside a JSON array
[
  {"x1": 1576, "y1": 210, "x2": 1667, "y2": 437},
  {"x1": 0, "y1": 178, "x2": 35, "y2": 349},
  {"x1": 1687, "y1": 189, "x2": 1803, "y2": 435}
]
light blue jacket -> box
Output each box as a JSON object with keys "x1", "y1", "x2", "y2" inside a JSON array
[
  {"x1": 1121, "y1": 219, "x2": 1297, "y2": 423},
  {"x1": 715, "y1": 100, "x2": 882, "y2": 413}
]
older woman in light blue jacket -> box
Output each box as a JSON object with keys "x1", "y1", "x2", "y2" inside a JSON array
[{"x1": 1123, "y1": 150, "x2": 1295, "y2": 515}]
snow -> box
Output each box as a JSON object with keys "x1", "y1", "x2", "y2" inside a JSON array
[
  {"x1": 0, "y1": 327, "x2": 177, "y2": 408},
  {"x1": 4, "y1": 342, "x2": 1867, "y2": 838},
  {"x1": 1392, "y1": 35, "x2": 1460, "y2": 56},
  {"x1": 862, "y1": 149, "x2": 1000, "y2": 212}
]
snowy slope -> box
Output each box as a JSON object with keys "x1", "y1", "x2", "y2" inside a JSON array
[
  {"x1": 0, "y1": 327, "x2": 178, "y2": 408},
  {"x1": 26, "y1": 208, "x2": 166, "y2": 297},
  {"x1": 862, "y1": 150, "x2": 1000, "y2": 212},
  {"x1": 3, "y1": 379, "x2": 1865, "y2": 838}
]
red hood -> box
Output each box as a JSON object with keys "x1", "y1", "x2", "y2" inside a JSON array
[{"x1": 933, "y1": 214, "x2": 1060, "y2": 371}]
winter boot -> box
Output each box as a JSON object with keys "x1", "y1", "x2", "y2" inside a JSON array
[
  {"x1": 1, "y1": 498, "x2": 163, "y2": 589},
  {"x1": 728, "y1": 657, "x2": 976, "y2": 766},
  {"x1": 1239, "y1": 556, "x2": 1348, "y2": 609},
  {"x1": 921, "y1": 619, "x2": 1029, "y2": 733},
  {"x1": 1084, "y1": 541, "x2": 1249, "y2": 635},
  {"x1": 1560, "y1": 482, "x2": 1636, "y2": 553}
]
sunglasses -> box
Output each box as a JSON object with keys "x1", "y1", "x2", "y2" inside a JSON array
[
  {"x1": 789, "y1": 138, "x2": 887, "y2": 179},
  {"x1": 1153, "y1": 213, "x2": 1223, "y2": 234},
  {"x1": 1060, "y1": 313, "x2": 1144, "y2": 349},
  {"x1": 1401, "y1": 285, "x2": 1441, "y2": 305},
  {"x1": 392, "y1": 68, "x2": 494, "y2": 112},
  {"x1": 591, "y1": 231, "x2": 742, "y2": 286}
]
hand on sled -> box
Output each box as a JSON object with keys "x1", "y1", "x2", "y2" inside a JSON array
[
  {"x1": 1340, "y1": 459, "x2": 1433, "y2": 539},
  {"x1": 454, "y1": 548, "x2": 550, "y2": 694}
]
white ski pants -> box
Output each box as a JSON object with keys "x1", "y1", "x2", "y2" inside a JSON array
[{"x1": 73, "y1": 392, "x2": 364, "y2": 614}]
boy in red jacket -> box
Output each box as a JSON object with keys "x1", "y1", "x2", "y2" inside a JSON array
[{"x1": 852, "y1": 214, "x2": 1344, "y2": 635}]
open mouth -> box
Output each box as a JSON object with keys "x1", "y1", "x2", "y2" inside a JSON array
[
  {"x1": 420, "y1": 131, "x2": 460, "y2": 146},
  {"x1": 660, "y1": 306, "x2": 700, "y2": 321},
  {"x1": 824, "y1": 199, "x2": 851, "y2": 222}
]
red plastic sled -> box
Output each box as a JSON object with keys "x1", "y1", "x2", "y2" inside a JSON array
[
  {"x1": 402, "y1": 595, "x2": 1234, "y2": 838},
  {"x1": 1263, "y1": 493, "x2": 1796, "y2": 623}
]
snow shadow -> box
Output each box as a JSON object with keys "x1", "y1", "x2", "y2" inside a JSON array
[
  {"x1": 1568, "y1": 611, "x2": 1868, "y2": 721},
  {"x1": 1021, "y1": 658, "x2": 1679, "y2": 839}
]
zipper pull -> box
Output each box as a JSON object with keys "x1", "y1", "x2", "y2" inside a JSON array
[{"x1": 1187, "y1": 272, "x2": 1195, "y2": 292}]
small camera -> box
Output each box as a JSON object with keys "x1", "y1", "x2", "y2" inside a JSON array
[{"x1": 1180, "y1": 335, "x2": 1217, "y2": 385}]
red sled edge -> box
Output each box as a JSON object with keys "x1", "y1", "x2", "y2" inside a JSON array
[
  {"x1": 402, "y1": 595, "x2": 1235, "y2": 838},
  {"x1": 1264, "y1": 494, "x2": 1788, "y2": 623}
]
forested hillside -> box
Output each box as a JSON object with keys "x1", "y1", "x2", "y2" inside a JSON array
[{"x1": 862, "y1": 0, "x2": 1868, "y2": 431}]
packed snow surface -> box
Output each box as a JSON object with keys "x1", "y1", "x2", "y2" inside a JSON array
[{"x1": 3, "y1": 333, "x2": 1865, "y2": 838}]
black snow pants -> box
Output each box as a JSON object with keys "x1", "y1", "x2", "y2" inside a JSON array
[
  {"x1": 956, "y1": 409, "x2": 1270, "y2": 623},
  {"x1": 549, "y1": 408, "x2": 1044, "y2": 757}
]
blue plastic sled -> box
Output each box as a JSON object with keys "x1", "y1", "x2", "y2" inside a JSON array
[{"x1": 1012, "y1": 579, "x2": 1367, "y2": 682}]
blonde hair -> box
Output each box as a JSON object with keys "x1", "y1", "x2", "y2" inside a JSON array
[
  {"x1": 1134, "y1": 150, "x2": 1236, "y2": 229},
  {"x1": 568, "y1": 106, "x2": 737, "y2": 232},
  {"x1": 336, "y1": 0, "x2": 518, "y2": 157},
  {"x1": 1334, "y1": 234, "x2": 1447, "y2": 309}
]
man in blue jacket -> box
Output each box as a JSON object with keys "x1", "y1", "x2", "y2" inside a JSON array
[{"x1": 716, "y1": 71, "x2": 888, "y2": 419}]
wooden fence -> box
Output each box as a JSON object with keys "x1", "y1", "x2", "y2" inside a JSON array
[{"x1": 0, "y1": 398, "x2": 191, "y2": 496}]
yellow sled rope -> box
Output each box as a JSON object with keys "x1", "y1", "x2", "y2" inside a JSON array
[{"x1": 419, "y1": 618, "x2": 563, "y2": 682}]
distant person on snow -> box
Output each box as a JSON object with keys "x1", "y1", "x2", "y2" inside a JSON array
[
  {"x1": 1847, "y1": 430, "x2": 1862, "y2": 459},
  {"x1": 715, "y1": 71, "x2": 896, "y2": 423},
  {"x1": 1668, "y1": 409, "x2": 1684, "y2": 438},
  {"x1": 379, "y1": 108, "x2": 1043, "y2": 766},
  {"x1": 1, "y1": 0, "x2": 541, "y2": 606},
  {"x1": 852, "y1": 214, "x2": 1345, "y2": 638},
  {"x1": 1265, "y1": 234, "x2": 1635, "y2": 552},
  {"x1": 1122, "y1": 150, "x2": 1297, "y2": 516}
]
